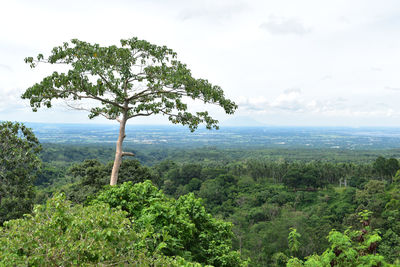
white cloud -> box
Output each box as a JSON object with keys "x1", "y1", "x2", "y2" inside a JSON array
[
  {"x1": 260, "y1": 16, "x2": 311, "y2": 35},
  {"x1": 237, "y1": 88, "x2": 400, "y2": 121},
  {"x1": 0, "y1": 88, "x2": 23, "y2": 112},
  {"x1": 371, "y1": 67, "x2": 383, "y2": 72},
  {"x1": 239, "y1": 89, "x2": 312, "y2": 113},
  {"x1": 384, "y1": 86, "x2": 400, "y2": 91},
  {"x1": 0, "y1": 64, "x2": 12, "y2": 72},
  {"x1": 270, "y1": 89, "x2": 303, "y2": 111}
]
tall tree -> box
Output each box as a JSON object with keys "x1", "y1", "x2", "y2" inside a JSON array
[
  {"x1": 22, "y1": 37, "x2": 237, "y2": 185},
  {"x1": 0, "y1": 122, "x2": 41, "y2": 224}
]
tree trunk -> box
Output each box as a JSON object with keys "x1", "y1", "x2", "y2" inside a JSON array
[{"x1": 110, "y1": 116, "x2": 127, "y2": 186}]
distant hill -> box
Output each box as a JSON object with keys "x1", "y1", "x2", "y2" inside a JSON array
[{"x1": 20, "y1": 122, "x2": 400, "y2": 150}]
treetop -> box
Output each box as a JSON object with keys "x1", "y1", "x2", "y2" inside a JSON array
[{"x1": 22, "y1": 37, "x2": 237, "y2": 131}]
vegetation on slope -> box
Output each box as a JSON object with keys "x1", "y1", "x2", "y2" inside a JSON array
[{"x1": 2, "y1": 121, "x2": 400, "y2": 266}]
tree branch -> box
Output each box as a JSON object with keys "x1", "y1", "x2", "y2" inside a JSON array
[
  {"x1": 97, "y1": 73, "x2": 115, "y2": 91},
  {"x1": 83, "y1": 94, "x2": 124, "y2": 109},
  {"x1": 127, "y1": 88, "x2": 182, "y2": 102},
  {"x1": 128, "y1": 111, "x2": 154, "y2": 119},
  {"x1": 121, "y1": 152, "x2": 135, "y2": 157},
  {"x1": 127, "y1": 72, "x2": 147, "y2": 82},
  {"x1": 126, "y1": 88, "x2": 151, "y2": 101}
]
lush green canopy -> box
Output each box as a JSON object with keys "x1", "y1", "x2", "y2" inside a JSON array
[
  {"x1": 0, "y1": 193, "x2": 200, "y2": 266},
  {"x1": 92, "y1": 181, "x2": 247, "y2": 267},
  {"x1": 0, "y1": 122, "x2": 41, "y2": 224},
  {"x1": 22, "y1": 37, "x2": 237, "y2": 185},
  {"x1": 22, "y1": 37, "x2": 237, "y2": 131}
]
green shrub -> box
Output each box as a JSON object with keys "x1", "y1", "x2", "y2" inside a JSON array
[
  {"x1": 0, "y1": 193, "x2": 200, "y2": 266},
  {"x1": 92, "y1": 180, "x2": 247, "y2": 266}
]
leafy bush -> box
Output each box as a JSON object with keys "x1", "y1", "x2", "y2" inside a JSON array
[
  {"x1": 287, "y1": 211, "x2": 390, "y2": 267},
  {"x1": 92, "y1": 180, "x2": 247, "y2": 266},
  {"x1": 0, "y1": 193, "x2": 201, "y2": 266}
]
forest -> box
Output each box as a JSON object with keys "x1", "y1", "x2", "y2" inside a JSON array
[
  {"x1": 2, "y1": 35, "x2": 400, "y2": 266},
  {"x1": 2, "y1": 121, "x2": 400, "y2": 266}
]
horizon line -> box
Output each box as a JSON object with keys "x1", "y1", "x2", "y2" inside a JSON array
[{"x1": 4, "y1": 121, "x2": 400, "y2": 129}]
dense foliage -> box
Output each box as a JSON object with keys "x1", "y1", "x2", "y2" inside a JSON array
[
  {"x1": 65, "y1": 159, "x2": 158, "y2": 203},
  {"x1": 0, "y1": 193, "x2": 202, "y2": 266},
  {"x1": 287, "y1": 211, "x2": 392, "y2": 266},
  {"x1": 3, "y1": 124, "x2": 400, "y2": 266},
  {"x1": 31, "y1": 143, "x2": 400, "y2": 266},
  {"x1": 92, "y1": 181, "x2": 246, "y2": 267},
  {"x1": 0, "y1": 121, "x2": 41, "y2": 225}
]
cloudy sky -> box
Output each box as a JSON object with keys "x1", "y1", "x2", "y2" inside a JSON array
[{"x1": 1, "y1": 0, "x2": 400, "y2": 126}]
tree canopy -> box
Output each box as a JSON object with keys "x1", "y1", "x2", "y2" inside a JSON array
[
  {"x1": 0, "y1": 193, "x2": 201, "y2": 266},
  {"x1": 287, "y1": 211, "x2": 388, "y2": 267},
  {"x1": 0, "y1": 121, "x2": 41, "y2": 224},
  {"x1": 0, "y1": 182, "x2": 246, "y2": 266},
  {"x1": 92, "y1": 181, "x2": 246, "y2": 267},
  {"x1": 22, "y1": 37, "x2": 237, "y2": 185}
]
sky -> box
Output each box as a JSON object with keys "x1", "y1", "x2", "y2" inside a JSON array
[{"x1": 1, "y1": 0, "x2": 400, "y2": 127}]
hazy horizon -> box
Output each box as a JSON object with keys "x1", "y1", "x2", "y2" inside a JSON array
[{"x1": 13, "y1": 121, "x2": 400, "y2": 129}]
